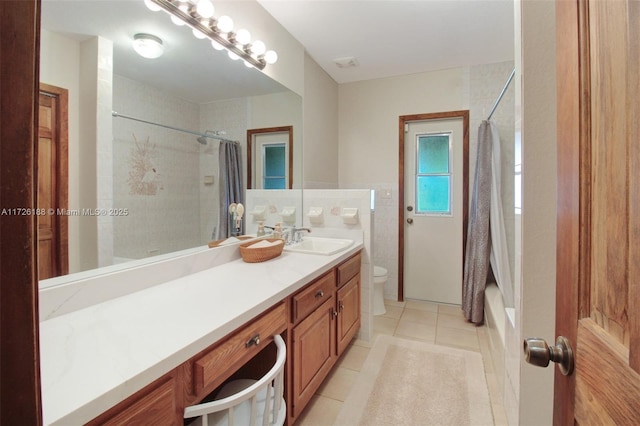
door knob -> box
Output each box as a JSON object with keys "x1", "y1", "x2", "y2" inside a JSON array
[
  {"x1": 407, "y1": 218, "x2": 413, "y2": 224},
  {"x1": 407, "y1": 206, "x2": 414, "y2": 212},
  {"x1": 523, "y1": 336, "x2": 574, "y2": 376}
]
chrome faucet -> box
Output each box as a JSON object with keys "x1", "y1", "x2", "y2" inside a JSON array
[{"x1": 290, "y1": 227, "x2": 311, "y2": 244}]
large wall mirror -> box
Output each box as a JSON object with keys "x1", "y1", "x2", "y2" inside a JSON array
[{"x1": 39, "y1": 0, "x2": 302, "y2": 286}]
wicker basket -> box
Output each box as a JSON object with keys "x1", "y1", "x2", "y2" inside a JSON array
[
  {"x1": 239, "y1": 238, "x2": 285, "y2": 263},
  {"x1": 207, "y1": 235, "x2": 253, "y2": 248}
]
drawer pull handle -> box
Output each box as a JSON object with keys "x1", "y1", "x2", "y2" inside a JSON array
[
  {"x1": 315, "y1": 290, "x2": 324, "y2": 298},
  {"x1": 331, "y1": 308, "x2": 338, "y2": 319},
  {"x1": 245, "y1": 334, "x2": 261, "y2": 348}
]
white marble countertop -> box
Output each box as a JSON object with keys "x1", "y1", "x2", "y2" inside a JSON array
[{"x1": 39, "y1": 243, "x2": 362, "y2": 425}]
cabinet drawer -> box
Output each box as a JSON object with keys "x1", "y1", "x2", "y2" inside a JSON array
[
  {"x1": 89, "y1": 376, "x2": 178, "y2": 426},
  {"x1": 193, "y1": 302, "x2": 286, "y2": 397},
  {"x1": 337, "y1": 252, "x2": 361, "y2": 288},
  {"x1": 291, "y1": 270, "x2": 335, "y2": 324}
]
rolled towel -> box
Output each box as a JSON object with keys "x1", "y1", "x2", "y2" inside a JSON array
[
  {"x1": 248, "y1": 239, "x2": 284, "y2": 249},
  {"x1": 219, "y1": 237, "x2": 240, "y2": 245}
]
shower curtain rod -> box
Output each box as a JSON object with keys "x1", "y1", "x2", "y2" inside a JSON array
[
  {"x1": 487, "y1": 68, "x2": 516, "y2": 121},
  {"x1": 111, "y1": 111, "x2": 238, "y2": 144}
]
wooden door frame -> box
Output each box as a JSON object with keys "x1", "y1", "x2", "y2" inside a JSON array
[
  {"x1": 0, "y1": 0, "x2": 43, "y2": 423},
  {"x1": 398, "y1": 111, "x2": 469, "y2": 301},
  {"x1": 246, "y1": 125, "x2": 294, "y2": 189},
  {"x1": 39, "y1": 82, "x2": 69, "y2": 277}
]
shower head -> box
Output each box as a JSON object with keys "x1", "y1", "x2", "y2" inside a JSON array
[
  {"x1": 204, "y1": 129, "x2": 227, "y2": 136},
  {"x1": 196, "y1": 130, "x2": 228, "y2": 145}
]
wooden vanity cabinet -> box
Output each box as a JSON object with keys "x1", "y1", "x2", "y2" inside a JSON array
[
  {"x1": 289, "y1": 252, "x2": 362, "y2": 421},
  {"x1": 88, "y1": 251, "x2": 361, "y2": 426}
]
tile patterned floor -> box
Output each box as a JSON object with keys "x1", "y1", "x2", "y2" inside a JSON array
[{"x1": 296, "y1": 299, "x2": 509, "y2": 426}]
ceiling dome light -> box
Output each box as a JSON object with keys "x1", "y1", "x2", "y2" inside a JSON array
[
  {"x1": 264, "y1": 50, "x2": 278, "y2": 65},
  {"x1": 133, "y1": 33, "x2": 164, "y2": 59},
  {"x1": 196, "y1": 0, "x2": 214, "y2": 19},
  {"x1": 216, "y1": 15, "x2": 234, "y2": 33}
]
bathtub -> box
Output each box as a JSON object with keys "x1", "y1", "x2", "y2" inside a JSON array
[{"x1": 484, "y1": 282, "x2": 508, "y2": 390}]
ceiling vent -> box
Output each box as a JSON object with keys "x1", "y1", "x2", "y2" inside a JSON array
[{"x1": 333, "y1": 56, "x2": 359, "y2": 68}]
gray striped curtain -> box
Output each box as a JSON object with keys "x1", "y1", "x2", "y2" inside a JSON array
[
  {"x1": 463, "y1": 121, "x2": 493, "y2": 323},
  {"x1": 218, "y1": 141, "x2": 244, "y2": 238}
]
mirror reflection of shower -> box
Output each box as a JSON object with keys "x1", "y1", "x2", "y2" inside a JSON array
[{"x1": 112, "y1": 109, "x2": 236, "y2": 263}]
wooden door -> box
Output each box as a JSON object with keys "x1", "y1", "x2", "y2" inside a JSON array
[
  {"x1": 555, "y1": 0, "x2": 640, "y2": 423},
  {"x1": 37, "y1": 83, "x2": 68, "y2": 279}
]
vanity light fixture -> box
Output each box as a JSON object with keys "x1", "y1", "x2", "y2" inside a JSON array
[
  {"x1": 145, "y1": 0, "x2": 278, "y2": 70},
  {"x1": 133, "y1": 33, "x2": 165, "y2": 58}
]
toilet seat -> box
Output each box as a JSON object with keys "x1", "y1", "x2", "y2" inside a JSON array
[{"x1": 374, "y1": 266, "x2": 387, "y2": 278}]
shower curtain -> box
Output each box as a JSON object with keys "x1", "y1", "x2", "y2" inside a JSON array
[
  {"x1": 217, "y1": 141, "x2": 244, "y2": 239},
  {"x1": 488, "y1": 122, "x2": 514, "y2": 311},
  {"x1": 464, "y1": 120, "x2": 515, "y2": 323}
]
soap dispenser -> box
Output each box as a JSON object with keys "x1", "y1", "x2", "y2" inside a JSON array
[
  {"x1": 257, "y1": 221, "x2": 266, "y2": 237},
  {"x1": 273, "y1": 222, "x2": 282, "y2": 239}
]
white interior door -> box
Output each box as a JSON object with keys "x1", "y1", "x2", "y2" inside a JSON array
[{"x1": 404, "y1": 118, "x2": 464, "y2": 304}]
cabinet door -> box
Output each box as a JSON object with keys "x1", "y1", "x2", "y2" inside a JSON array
[
  {"x1": 337, "y1": 274, "x2": 361, "y2": 356},
  {"x1": 291, "y1": 295, "x2": 336, "y2": 418}
]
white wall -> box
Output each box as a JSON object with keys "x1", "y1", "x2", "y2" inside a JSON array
[
  {"x1": 303, "y1": 52, "x2": 339, "y2": 189},
  {"x1": 337, "y1": 68, "x2": 469, "y2": 300}
]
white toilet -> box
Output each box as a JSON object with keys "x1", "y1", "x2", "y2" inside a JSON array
[{"x1": 373, "y1": 266, "x2": 388, "y2": 315}]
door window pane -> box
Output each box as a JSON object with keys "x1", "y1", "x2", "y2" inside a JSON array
[
  {"x1": 416, "y1": 133, "x2": 452, "y2": 215},
  {"x1": 263, "y1": 144, "x2": 286, "y2": 189},
  {"x1": 417, "y1": 176, "x2": 451, "y2": 212},
  {"x1": 418, "y1": 135, "x2": 449, "y2": 173}
]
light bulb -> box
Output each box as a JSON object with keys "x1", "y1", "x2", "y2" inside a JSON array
[
  {"x1": 228, "y1": 50, "x2": 240, "y2": 61},
  {"x1": 250, "y1": 40, "x2": 266, "y2": 56},
  {"x1": 144, "y1": 0, "x2": 162, "y2": 12},
  {"x1": 192, "y1": 28, "x2": 206, "y2": 39},
  {"x1": 211, "y1": 40, "x2": 224, "y2": 51},
  {"x1": 235, "y1": 29, "x2": 251, "y2": 45},
  {"x1": 216, "y1": 15, "x2": 234, "y2": 33},
  {"x1": 244, "y1": 60, "x2": 254, "y2": 68},
  {"x1": 196, "y1": 0, "x2": 214, "y2": 18},
  {"x1": 264, "y1": 50, "x2": 278, "y2": 64},
  {"x1": 171, "y1": 15, "x2": 185, "y2": 26}
]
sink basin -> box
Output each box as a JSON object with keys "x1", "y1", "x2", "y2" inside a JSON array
[{"x1": 284, "y1": 237, "x2": 354, "y2": 256}]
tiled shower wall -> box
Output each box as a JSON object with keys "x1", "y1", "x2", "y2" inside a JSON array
[{"x1": 113, "y1": 75, "x2": 202, "y2": 260}]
